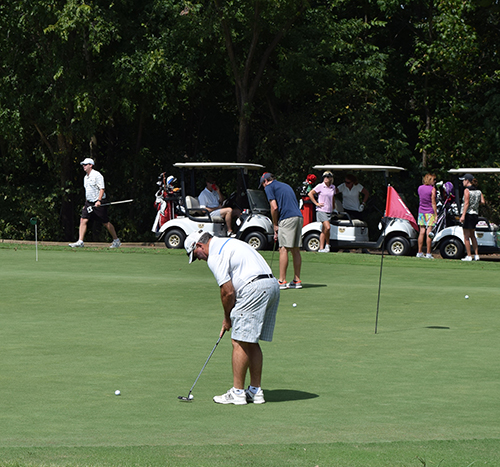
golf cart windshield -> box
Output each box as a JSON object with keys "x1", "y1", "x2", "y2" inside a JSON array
[{"x1": 247, "y1": 189, "x2": 270, "y2": 214}]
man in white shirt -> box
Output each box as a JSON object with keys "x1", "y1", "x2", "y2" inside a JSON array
[
  {"x1": 69, "y1": 158, "x2": 121, "y2": 248},
  {"x1": 185, "y1": 230, "x2": 280, "y2": 405},
  {"x1": 198, "y1": 177, "x2": 240, "y2": 237}
]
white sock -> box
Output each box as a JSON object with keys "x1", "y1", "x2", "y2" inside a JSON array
[
  {"x1": 248, "y1": 386, "x2": 260, "y2": 394},
  {"x1": 233, "y1": 388, "x2": 244, "y2": 395}
]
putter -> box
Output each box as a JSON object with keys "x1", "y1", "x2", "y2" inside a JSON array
[
  {"x1": 270, "y1": 238, "x2": 277, "y2": 270},
  {"x1": 178, "y1": 330, "x2": 225, "y2": 402},
  {"x1": 86, "y1": 199, "x2": 134, "y2": 213}
]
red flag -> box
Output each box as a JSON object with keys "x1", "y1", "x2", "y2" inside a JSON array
[{"x1": 385, "y1": 186, "x2": 418, "y2": 232}]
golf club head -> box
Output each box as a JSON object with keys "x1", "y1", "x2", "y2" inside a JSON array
[{"x1": 178, "y1": 395, "x2": 194, "y2": 402}]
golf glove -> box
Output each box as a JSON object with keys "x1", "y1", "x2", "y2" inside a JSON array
[{"x1": 359, "y1": 203, "x2": 365, "y2": 212}]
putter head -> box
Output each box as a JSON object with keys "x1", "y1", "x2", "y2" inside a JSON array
[{"x1": 178, "y1": 395, "x2": 194, "y2": 402}]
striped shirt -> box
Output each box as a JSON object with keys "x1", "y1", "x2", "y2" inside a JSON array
[{"x1": 84, "y1": 169, "x2": 107, "y2": 202}]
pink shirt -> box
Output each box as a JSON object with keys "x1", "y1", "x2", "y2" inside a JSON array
[{"x1": 313, "y1": 182, "x2": 336, "y2": 213}]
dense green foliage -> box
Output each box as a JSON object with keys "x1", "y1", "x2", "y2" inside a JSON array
[{"x1": 1, "y1": 0, "x2": 500, "y2": 241}]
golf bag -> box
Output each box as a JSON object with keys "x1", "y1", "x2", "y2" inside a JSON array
[
  {"x1": 429, "y1": 181, "x2": 459, "y2": 238},
  {"x1": 151, "y1": 173, "x2": 182, "y2": 233},
  {"x1": 299, "y1": 174, "x2": 317, "y2": 226}
]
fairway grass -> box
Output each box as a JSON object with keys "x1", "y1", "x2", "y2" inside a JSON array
[{"x1": 1, "y1": 244, "x2": 499, "y2": 466}]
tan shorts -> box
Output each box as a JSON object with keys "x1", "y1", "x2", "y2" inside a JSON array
[{"x1": 278, "y1": 216, "x2": 303, "y2": 248}]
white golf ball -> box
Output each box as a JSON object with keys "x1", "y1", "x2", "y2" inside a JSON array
[
  {"x1": 465, "y1": 295, "x2": 469, "y2": 299},
  {"x1": 115, "y1": 390, "x2": 121, "y2": 396},
  {"x1": 293, "y1": 303, "x2": 297, "y2": 307},
  {"x1": 188, "y1": 394, "x2": 194, "y2": 400}
]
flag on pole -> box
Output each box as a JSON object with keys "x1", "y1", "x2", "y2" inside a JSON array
[{"x1": 385, "y1": 185, "x2": 418, "y2": 232}]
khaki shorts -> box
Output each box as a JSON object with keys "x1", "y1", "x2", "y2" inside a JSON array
[{"x1": 278, "y1": 216, "x2": 303, "y2": 248}]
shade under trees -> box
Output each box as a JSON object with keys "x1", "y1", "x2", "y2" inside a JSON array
[{"x1": 1, "y1": 0, "x2": 499, "y2": 241}]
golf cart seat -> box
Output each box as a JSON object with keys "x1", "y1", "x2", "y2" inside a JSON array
[
  {"x1": 185, "y1": 196, "x2": 224, "y2": 223},
  {"x1": 332, "y1": 199, "x2": 367, "y2": 227}
]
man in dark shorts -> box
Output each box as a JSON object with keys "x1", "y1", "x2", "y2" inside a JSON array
[{"x1": 69, "y1": 158, "x2": 121, "y2": 248}]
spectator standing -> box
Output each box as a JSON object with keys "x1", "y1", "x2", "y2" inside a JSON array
[
  {"x1": 459, "y1": 173, "x2": 485, "y2": 261},
  {"x1": 308, "y1": 171, "x2": 336, "y2": 253},
  {"x1": 416, "y1": 173, "x2": 437, "y2": 258},
  {"x1": 260, "y1": 173, "x2": 303, "y2": 289}
]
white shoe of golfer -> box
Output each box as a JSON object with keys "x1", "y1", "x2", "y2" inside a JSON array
[
  {"x1": 69, "y1": 241, "x2": 84, "y2": 248},
  {"x1": 110, "y1": 238, "x2": 121, "y2": 249},
  {"x1": 461, "y1": 256, "x2": 472, "y2": 261},
  {"x1": 245, "y1": 387, "x2": 265, "y2": 404},
  {"x1": 213, "y1": 388, "x2": 247, "y2": 405}
]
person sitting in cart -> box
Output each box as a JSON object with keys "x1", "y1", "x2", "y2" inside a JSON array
[
  {"x1": 336, "y1": 173, "x2": 370, "y2": 220},
  {"x1": 198, "y1": 175, "x2": 241, "y2": 237}
]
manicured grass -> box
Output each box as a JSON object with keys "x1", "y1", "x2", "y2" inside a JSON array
[{"x1": 0, "y1": 243, "x2": 499, "y2": 466}]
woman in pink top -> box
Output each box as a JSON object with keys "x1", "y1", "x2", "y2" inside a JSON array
[
  {"x1": 308, "y1": 171, "x2": 336, "y2": 253},
  {"x1": 416, "y1": 173, "x2": 437, "y2": 258}
]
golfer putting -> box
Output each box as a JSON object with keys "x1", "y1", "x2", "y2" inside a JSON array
[{"x1": 184, "y1": 230, "x2": 280, "y2": 405}]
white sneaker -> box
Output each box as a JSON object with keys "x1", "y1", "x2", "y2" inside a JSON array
[
  {"x1": 474, "y1": 255, "x2": 480, "y2": 261},
  {"x1": 318, "y1": 248, "x2": 329, "y2": 253},
  {"x1": 245, "y1": 387, "x2": 265, "y2": 404},
  {"x1": 425, "y1": 253, "x2": 433, "y2": 259},
  {"x1": 416, "y1": 252, "x2": 424, "y2": 258},
  {"x1": 69, "y1": 240, "x2": 84, "y2": 248},
  {"x1": 213, "y1": 387, "x2": 247, "y2": 405},
  {"x1": 461, "y1": 256, "x2": 472, "y2": 262},
  {"x1": 110, "y1": 238, "x2": 121, "y2": 248}
]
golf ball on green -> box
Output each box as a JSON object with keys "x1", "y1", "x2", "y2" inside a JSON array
[
  {"x1": 189, "y1": 394, "x2": 194, "y2": 400},
  {"x1": 293, "y1": 303, "x2": 297, "y2": 307},
  {"x1": 115, "y1": 390, "x2": 121, "y2": 396},
  {"x1": 465, "y1": 295, "x2": 469, "y2": 299}
]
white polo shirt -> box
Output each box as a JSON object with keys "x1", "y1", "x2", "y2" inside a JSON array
[
  {"x1": 207, "y1": 237, "x2": 272, "y2": 295},
  {"x1": 84, "y1": 169, "x2": 106, "y2": 202},
  {"x1": 198, "y1": 187, "x2": 219, "y2": 208}
]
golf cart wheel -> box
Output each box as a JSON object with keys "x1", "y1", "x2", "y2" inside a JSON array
[
  {"x1": 386, "y1": 236, "x2": 410, "y2": 256},
  {"x1": 439, "y1": 237, "x2": 464, "y2": 259},
  {"x1": 244, "y1": 231, "x2": 267, "y2": 250},
  {"x1": 164, "y1": 229, "x2": 186, "y2": 249},
  {"x1": 303, "y1": 233, "x2": 320, "y2": 252}
]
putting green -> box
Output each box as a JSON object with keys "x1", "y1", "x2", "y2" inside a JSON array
[{"x1": 0, "y1": 245, "x2": 499, "y2": 460}]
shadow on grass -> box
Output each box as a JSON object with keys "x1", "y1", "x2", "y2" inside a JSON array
[
  {"x1": 301, "y1": 284, "x2": 327, "y2": 289},
  {"x1": 264, "y1": 389, "x2": 319, "y2": 402},
  {"x1": 426, "y1": 326, "x2": 451, "y2": 329}
]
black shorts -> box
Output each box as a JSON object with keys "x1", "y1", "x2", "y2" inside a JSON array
[
  {"x1": 81, "y1": 201, "x2": 110, "y2": 224},
  {"x1": 463, "y1": 213, "x2": 478, "y2": 230}
]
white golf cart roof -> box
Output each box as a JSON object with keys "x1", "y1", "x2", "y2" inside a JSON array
[
  {"x1": 174, "y1": 162, "x2": 264, "y2": 171},
  {"x1": 313, "y1": 164, "x2": 406, "y2": 173},
  {"x1": 449, "y1": 168, "x2": 500, "y2": 174}
]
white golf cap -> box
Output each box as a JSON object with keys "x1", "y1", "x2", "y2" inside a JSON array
[
  {"x1": 184, "y1": 230, "x2": 204, "y2": 263},
  {"x1": 80, "y1": 158, "x2": 95, "y2": 166}
]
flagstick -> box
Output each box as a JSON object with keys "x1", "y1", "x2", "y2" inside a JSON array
[
  {"x1": 35, "y1": 223, "x2": 38, "y2": 262},
  {"x1": 375, "y1": 227, "x2": 385, "y2": 334},
  {"x1": 375, "y1": 183, "x2": 391, "y2": 334}
]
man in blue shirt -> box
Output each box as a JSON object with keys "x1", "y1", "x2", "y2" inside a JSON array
[{"x1": 260, "y1": 173, "x2": 303, "y2": 289}]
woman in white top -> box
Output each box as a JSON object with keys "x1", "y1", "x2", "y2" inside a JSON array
[{"x1": 336, "y1": 173, "x2": 369, "y2": 220}]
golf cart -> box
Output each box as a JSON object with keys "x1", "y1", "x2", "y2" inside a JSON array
[
  {"x1": 431, "y1": 168, "x2": 500, "y2": 259},
  {"x1": 301, "y1": 165, "x2": 418, "y2": 256},
  {"x1": 152, "y1": 162, "x2": 274, "y2": 250}
]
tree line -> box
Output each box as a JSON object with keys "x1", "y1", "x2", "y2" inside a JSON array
[{"x1": 1, "y1": 0, "x2": 499, "y2": 242}]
